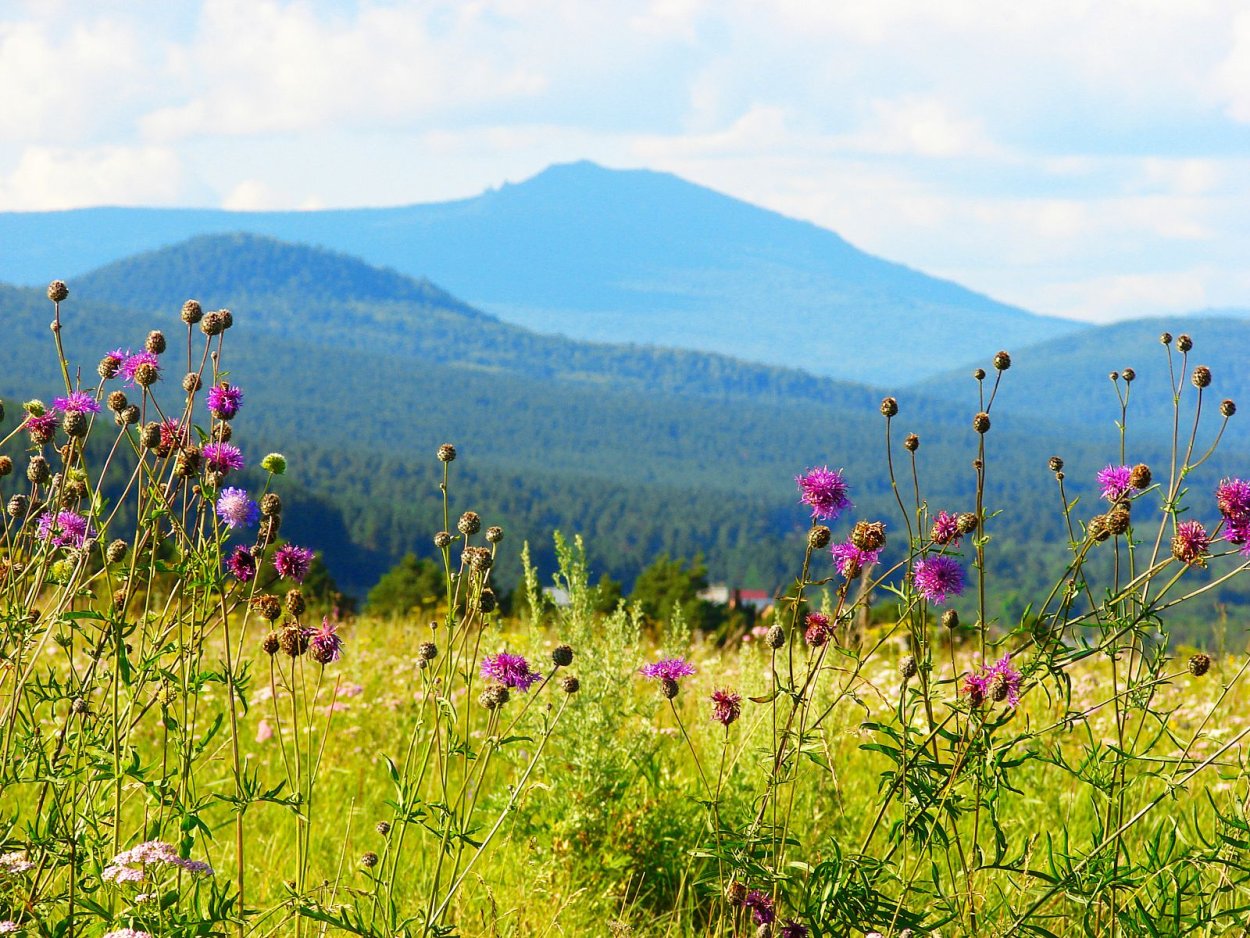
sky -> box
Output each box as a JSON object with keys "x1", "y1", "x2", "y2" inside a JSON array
[{"x1": 2, "y1": 0, "x2": 1249, "y2": 323}]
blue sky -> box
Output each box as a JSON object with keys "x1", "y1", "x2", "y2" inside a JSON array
[{"x1": 2, "y1": 0, "x2": 1248, "y2": 323}]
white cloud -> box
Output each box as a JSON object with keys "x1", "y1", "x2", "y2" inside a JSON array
[{"x1": 0, "y1": 145, "x2": 182, "y2": 210}]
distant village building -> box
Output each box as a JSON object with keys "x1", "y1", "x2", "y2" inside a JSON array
[
  {"x1": 542, "y1": 586, "x2": 572, "y2": 608},
  {"x1": 698, "y1": 584, "x2": 774, "y2": 613}
]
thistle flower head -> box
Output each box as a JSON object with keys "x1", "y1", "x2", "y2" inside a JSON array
[
  {"x1": 830, "y1": 540, "x2": 880, "y2": 579},
  {"x1": 215, "y1": 487, "x2": 259, "y2": 529},
  {"x1": 481, "y1": 651, "x2": 542, "y2": 692},
  {"x1": 274, "y1": 544, "x2": 315, "y2": 582},
  {"x1": 640, "y1": 657, "x2": 696, "y2": 683},
  {"x1": 225, "y1": 545, "x2": 256, "y2": 582},
  {"x1": 744, "y1": 890, "x2": 775, "y2": 925},
  {"x1": 930, "y1": 510, "x2": 961, "y2": 546},
  {"x1": 203, "y1": 442, "x2": 244, "y2": 475},
  {"x1": 796, "y1": 466, "x2": 851, "y2": 521},
  {"x1": 307, "y1": 617, "x2": 344, "y2": 664},
  {"x1": 36, "y1": 510, "x2": 94, "y2": 548},
  {"x1": 52, "y1": 391, "x2": 100, "y2": 415},
  {"x1": 912, "y1": 556, "x2": 964, "y2": 605},
  {"x1": 710, "y1": 688, "x2": 742, "y2": 726},
  {"x1": 1097, "y1": 464, "x2": 1134, "y2": 502},
  {"x1": 119, "y1": 350, "x2": 161, "y2": 387},
  {"x1": 24, "y1": 411, "x2": 57, "y2": 445},
  {"x1": 1171, "y1": 520, "x2": 1211, "y2": 567},
  {"x1": 1216, "y1": 478, "x2": 1250, "y2": 522},
  {"x1": 964, "y1": 653, "x2": 1022, "y2": 707},
  {"x1": 207, "y1": 383, "x2": 243, "y2": 419},
  {"x1": 804, "y1": 611, "x2": 832, "y2": 646}
]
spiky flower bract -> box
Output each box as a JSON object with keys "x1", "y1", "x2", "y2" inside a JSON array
[
  {"x1": 1097, "y1": 464, "x2": 1134, "y2": 501},
  {"x1": 744, "y1": 889, "x2": 776, "y2": 925},
  {"x1": 215, "y1": 487, "x2": 259, "y2": 530},
  {"x1": 481, "y1": 652, "x2": 542, "y2": 692},
  {"x1": 796, "y1": 466, "x2": 851, "y2": 521},
  {"x1": 912, "y1": 556, "x2": 964, "y2": 605},
  {"x1": 24, "y1": 411, "x2": 56, "y2": 444},
  {"x1": 274, "y1": 544, "x2": 315, "y2": 582}
]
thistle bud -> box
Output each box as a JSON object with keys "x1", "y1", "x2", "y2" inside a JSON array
[
  {"x1": 418, "y1": 641, "x2": 438, "y2": 661},
  {"x1": 376, "y1": 821, "x2": 391, "y2": 835},
  {"x1": 145, "y1": 330, "x2": 166, "y2": 355},
  {"x1": 880, "y1": 397, "x2": 898, "y2": 417},
  {"x1": 899, "y1": 655, "x2": 918, "y2": 679},
  {"x1": 437, "y1": 443, "x2": 456, "y2": 462},
  {"x1": 1089, "y1": 515, "x2": 1111, "y2": 542},
  {"x1": 1122, "y1": 367, "x2": 1135, "y2": 383},
  {"x1": 119, "y1": 405, "x2": 140, "y2": 426},
  {"x1": 904, "y1": 433, "x2": 919, "y2": 452},
  {"x1": 201, "y1": 311, "x2": 226, "y2": 336},
  {"x1": 481, "y1": 684, "x2": 510, "y2": 709},
  {"x1": 107, "y1": 390, "x2": 128, "y2": 413},
  {"x1": 0, "y1": 456, "x2": 10, "y2": 477},
  {"x1": 260, "y1": 493, "x2": 282, "y2": 517},
  {"x1": 182, "y1": 372, "x2": 201, "y2": 394},
  {"x1": 941, "y1": 609, "x2": 959, "y2": 629},
  {"x1": 285, "y1": 588, "x2": 306, "y2": 618},
  {"x1": 850, "y1": 520, "x2": 886, "y2": 551},
  {"x1": 47, "y1": 280, "x2": 68, "y2": 302},
  {"x1": 766, "y1": 625, "x2": 786, "y2": 649},
  {"x1": 1107, "y1": 508, "x2": 1130, "y2": 536},
  {"x1": 261, "y1": 632, "x2": 281, "y2": 656},
  {"x1": 477, "y1": 589, "x2": 497, "y2": 614},
  {"x1": 361, "y1": 852, "x2": 379, "y2": 869},
  {"x1": 485, "y1": 525, "x2": 503, "y2": 543},
  {"x1": 133, "y1": 362, "x2": 159, "y2": 388},
  {"x1": 1129, "y1": 464, "x2": 1152, "y2": 489},
  {"x1": 8, "y1": 494, "x2": 28, "y2": 518},
  {"x1": 261, "y1": 453, "x2": 287, "y2": 474},
  {"x1": 957, "y1": 512, "x2": 979, "y2": 535},
  {"x1": 660, "y1": 678, "x2": 679, "y2": 699},
  {"x1": 560, "y1": 674, "x2": 581, "y2": 694},
  {"x1": 106, "y1": 539, "x2": 128, "y2": 563},
  {"x1": 278, "y1": 624, "x2": 308, "y2": 657},
  {"x1": 1221, "y1": 399, "x2": 1237, "y2": 418},
  {"x1": 1192, "y1": 365, "x2": 1212, "y2": 389},
  {"x1": 552, "y1": 643, "x2": 574, "y2": 667},
  {"x1": 808, "y1": 525, "x2": 831, "y2": 549},
  {"x1": 1160, "y1": 332, "x2": 1173, "y2": 345},
  {"x1": 253, "y1": 594, "x2": 282, "y2": 622},
  {"x1": 973, "y1": 412, "x2": 991, "y2": 434},
  {"x1": 1049, "y1": 456, "x2": 1064, "y2": 473},
  {"x1": 1177, "y1": 334, "x2": 1193, "y2": 352},
  {"x1": 1188, "y1": 653, "x2": 1211, "y2": 677},
  {"x1": 993, "y1": 350, "x2": 1011, "y2": 371},
  {"x1": 27, "y1": 455, "x2": 49, "y2": 484},
  {"x1": 61, "y1": 411, "x2": 87, "y2": 438},
  {"x1": 181, "y1": 299, "x2": 203, "y2": 324},
  {"x1": 458, "y1": 511, "x2": 481, "y2": 535},
  {"x1": 434, "y1": 531, "x2": 452, "y2": 549}
]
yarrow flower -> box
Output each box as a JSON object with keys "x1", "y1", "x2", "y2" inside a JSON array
[
  {"x1": 52, "y1": 391, "x2": 101, "y2": 415},
  {"x1": 274, "y1": 543, "x2": 315, "y2": 582},
  {"x1": 102, "y1": 930, "x2": 156, "y2": 938},
  {"x1": 119, "y1": 350, "x2": 160, "y2": 386},
  {"x1": 1171, "y1": 520, "x2": 1211, "y2": 567},
  {"x1": 203, "y1": 442, "x2": 244, "y2": 474},
  {"x1": 206, "y1": 383, "x2": 243, "y2": 419},
  {"x1": 710, "y1": 688, "x2": 742, "y2": 726},
  {"x1": 24, "y1": 411, "x2": 57, "y2": 445},
  {"x1": 216, "y1": 487, "x2": 259, "y2": 529},
  {"x1": 804, "y1": 611, "x2": 832, "y2": 646},
  {"x1": 0, "y1": 852, "x2": 35, "y2": 875},
  {"x1": 830, "y1": 540, "x2": 880, "y2": 579},
  {"x1": 796, "y1": 466, "x2": 851, "y2": 521},
  {"x1": 640, "y1": 658, "x2": 697, "y2": 682},
  {"x1": 912, "y1": 555, "x2": 964, "y2": 605},
  {"x1": 481, "y1": 652, "x2": 542, "y2": 691},
  {"x1": 744, "y1": 889, "x2": 776, "y2": 925},
  {"x1": 0, "y1": 922, "x2": 18, "y2": 934},
  {"x1": 930, "y1": 510, "x2": 961, "y2": 546},
  {"x1": 36, "y1": 511, "x2": 94, "y2": 549},
  {"x1": 307, "y1": 617, "x2": 345, "y2": 664},
  {"x1": 102, "y1": 840, "x2": 213, "y2": 886},
  {"x1": 963, "y1": 653, "x2": 1023, "y2": 708},
  {"x1": 225, "y1": 545, "x2": 256, "y2": 582},
  {"x1": 1097, "y1": 464, "x2": 1134, "y2": 502}
]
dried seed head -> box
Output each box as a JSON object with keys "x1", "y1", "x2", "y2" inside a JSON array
[
  {"x1": 253, "y1": 594, "x2": 282, "y2": 622},
  {"x1": 434, "y1": 530, "x2": 452, "y2": 549},
  {"x1": 173, "y1": 446, "x2": 201, "y2": 478},
  {"x1": 61, "y1": 410, "x2": 87, "y2": 438},
  {"x1": 437, "y1": 443, "x2": 456, "y2": 462},
  {"x1": 210, "y1": 422, "x2": 232, "y2": 443},
  {"x1": 1107, "y1": 508, "x2": 1131, "y2": 536},
  {"x1": 904, "y1": 433, "x2": 919, "y2": 452},
  {"x1": 278, "y1": 624, "x2": 308, "y2": 657},
  {"x1": 1177, "y1": 334, "x2": 1193, "y2": 352},
  {"x1": 107, "y1": 390, "x2": 128, "y2": 413},
  {"x1": 957, "y1": 512, "x2": 979, "y2": 535},
  {"x1": 464, "y1": 545, "x2": 493, "y2": 572},
  {"x1": 27, "y1": 455, "x2": 50, "y2": 484},
  {"x1": 145, "y1": 330, "x2": 166, "y2": 355},
  {"x1": 973, "y1": 412, "x2": 991, "y2": 434},
  {"x1": 375, "y1": 821, "x2": 391, "y2": 835},
  {"x1": 285, "y1": 588, "x2": 306, "y2": 618},
  {"x1": 182, "y1": 372, "x2": 201, "y2": 393},
  {"x1": 560, "y1": 674, "x2": 581, "y2": 694},
  {"x1": 993, "y1": 350, "x2": 1011, "y2": 371},
  {"x1": 106, "y1": 539, "x2": 127, "y2": 564},
  {"x1": 941, "y1": 609, "x2": 959, "y2": 629},
  {"x1": 973, "y1": 367, "x2": 986, "y2": 380},
  {"x1": 1192, "y1": 365, "x2": 1212, "y2": 389},
  {"x1": 1221, "y1": 399, "x2": 1237, "y2": 417},
  {"x1": 485, "y1": 525, "x2": 504, "y2": 543},
  {"x1": 98, "y1": 354, "x2": 121, "y2": 379},
  {"x1": 360, "y1": 851, "x2": 379, "y2": 868},
  {"x1": 112, "y1": 588, "x2": 128, "y2": 610},
  {"x1": 1188, "y1": 653, "x2": 1211, "y2": 677},
  {"x1": 880, "y1": 396, "x2": 898, "y2": 417},
  {"x1": 181, "y1": 299, "x2": 203, "y2": 324},
  {"x1": 807, "y1": 525, "x2": 832, "y2": 550},
  {"x1": 660, "y1": 677, "x2": 680, "y2": 699},
  {"x1": 47, "y1": 280, "x2": 68, "y2": 302},
  {"x1": 1049, "y1": 456, "x2": 1064, "y2": 473},
  {"x1": 552, "y1": 643, "x2": 574, "y2": 667},
  {"x1": 133, "y1": 362, "x2": 159, "y2": 388},
  {"x1": 1089, "y1": 515, "x2": 1111, "y2": 542},
  {"x1": 7, "y1": 494, "x2": 28, "y2": 518},
  {"x1": 418, "y1": 641, "x2": 438, "y2": 661},
  {"x1": 480, "y1": 684, "x2": 511, "y2": 709},
  {"x1": 477, "y1": 589, "x2": 497, "y2": 614},
  {"x1": 257, "y1": 514, "x2": 281, "y2": 544},
  {"x1": 1129, "y1": 464, "x2": 1152, "y2": 489},
  {"x1": 0, "y1": 456, "x2": 10, "y2": 477},
  {"x1": 850, "y1": 520, "x2": 887, "y2": 551},
  {"x1": 201, "y1": 310, "x2": 226, "y2": 336},
  {"x1": 726, "y1": 881, "x2": 748, "y2": 906},
  {"x1": 899, "y1": 655, "x2": 918, "y2": 679},
  {"x1": 71, "y1": 697, "x2": 90, "y2": 715},
  {"x1": 260, "y1": 493, "x2": 282, "y2": 517},
  {"x1": 1160, "y1": 331, "x2": 1173, "y2": 345},
  {"x1": 1109, "y1": 371, "x2": 1119, "y2": 382},
  {"x1": 119, "y1": 405, "x2": 140, "y2": 426},
  {"x1": 1122, "y1": 367, "x2": 1135, "y2": 383},
  {"x1": 458, "y1": 511, "x2": 481, "y2": 535},
  {"x1": 766, "y1": 625, "x2": 786, "y2": 649},
  {"x1": 261, "y1": 632, "x2": 281, "y2": 656}
]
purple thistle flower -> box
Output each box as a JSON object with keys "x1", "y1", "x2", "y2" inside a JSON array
[
  {"x1": 215, "y1": 487, "x2": 259, "y2": 529},
  {"x1": 1097, "y1": 464, "x2": 1134, "y2": 502},
  {"x1": 25, "y1": 411, "x2": 57, "y2": 445},
  {"x1": 912, "y1": 555, "x2": 964, "y2": 605},
  {"x1": 804, "y1": 611, "x2": 832, "y2": 646},
  {"x1": 120, "y1": 350, "x2": 160, "y2": 386},
  {"x1": 481, "y1": 652, "x2": 543, "y2": 692},
  {"x1": 780, "y1": 922, "x2": 809, "y2": 938},
  {"x1": 1171, "y1": 520, "x2": 1211, "y2": 566},
  {"x1": 274, "y1": 544, "x2": 315, "y2": 582},
  {"x1": 307, "y1": 617, "x2": 344, "y2": 664},
  {"x1": 225, "y1": 545, "x2": 256, "y2": 582},
  {"x1": 207, "y1": 383, "x2": 244, "y2": 420},
  {"x1": 796, "y1": 466, "x2": 851, "y2": 521},
  {"x1": 203, "y1": 442, "x2": 244, "y2": 474},
  {"x1": 52, "y1": 391, "x2": 101, "y2": 415},
  {"x1": 710, "y1": 688, "x2": 742, "y2": 727},
  {"x1": 639, "y1": 657, "x2": 697, "y2": 682},
  {"x1": 744, "y1": 889, "x2": 776, "y2": 925},
  {"x1": 36, "y1": 510, "x2": 94, "y2": 548},
  {"x1": 1216, "y1": 478, "x2": 1250, "y2": 522},
  {"x1": 964, "y1": 653, "x2": 1023, "y2": 707},
  {"x1": 930, "y1": 510, "x2": 961, "y2": 546},
  {"x1": 830, "y1": 540, "x2": 880, "y2": 579},
  {"x1": 1225, "y1": 516, "x2": 1250, "y2": 549},
  {"x1": 156, "y1": 418, "x2": 186, "y2": 457}
]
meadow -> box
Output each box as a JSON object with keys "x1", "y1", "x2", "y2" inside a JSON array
[{"x1": 2, "y1": 283, "x2": 1250, "y2": 937}]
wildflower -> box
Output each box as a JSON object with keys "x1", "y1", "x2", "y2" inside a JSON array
[
  {"x1": 225, "y1": 545, "x2": 256, "y2": 582},
  {"x1": 1224, "y1": 517, "x2": 1250, "y2": 550},
  {"x1": 744, "y1": 889, "x2": 776, "y2": 925},
  {"x1": 1171, "y1": 520, "x2": 1211, "y2": 567},
  {"x1": 640, "y1": 657, "x2": 696, "y2": 682},
  {"x1": 1189, "y1": 653, "x2": 1212, "y2": 677},
  {"x1": 0, "y1": 922, "x2": 18, "y2": 934},
  {"x1": 256, "y1": 719, "x2": 274, "y2": 743},
  {"x1": 52, "y1": 391, "x2": 100, "y2": 414},
  {"x1": 0, "y1": 852, "x2": 34, "y2": 875},
  {"x1": 203, "y1": 442, "x2": 244, "y2": 475},
  {"x1": 261, "y1": 452, "x2": 287, "y2": 474},
  {"x1": 24, "y1": 411, "x2": 56, "y2": 445},
  {"x1": 552, "y1": 643, "x2": 574, "y2": 667},
  {"x1": 36, "y1": 510, "x2": 94, "y2": 549},
  {"x1": 804, "y1": 611, "x2": 832, "y2": 646},
  {"x1": 1217, "y1": 478, "x2": 1250, "y2": 522},
  {"x1": 207, "y1": 383, "x2": 243, "y2": 419},
  {"x1": 831, "y1": 539, "x2": 880, "y2": 579},
  {"x1": 964, "y1": 653, "x2": 1022, "y2": 707},
  {"x1": 710, "y1": 688, "x2": 742, "y2": 726},
  {"x1": 216, "y1": 487, "x2": 259, "y2": 529},
  {"x1": 156, "y1": 417, "x2": 186, "y2": 457},
  {"x1": 481, "y1": 652, "x2": 542, "y2": 691},
  {"x1": 102, "y1": 840, "x2": 213, "y2": 885},
  {"x1": 119, "y1": 350, "x2": 161, "y2": 386},
  {"x1": 930, "y1": 511, "x2": 961, "y2": 546},
  {"x1": 306, "y1": 617, "x2": 344, "y2": 664},
  {"x1": 274, "y1": 544, "x2": 314, "y2": 582},
  {"x1": 102, "y1": 930, "x2": 156, "y2": 938},
  {"x1": 912, "y1": 556, "x2": 964, "y2": 605},
  {"x1": 1097, "y1": 464, "x2": 1134, "y2": 502},
  {"x1": 780, "y1": 923, "x2": 809, "y2": 938},
  {"x1": 796, "y1": 466, "x2": 851, "y2": 520}
]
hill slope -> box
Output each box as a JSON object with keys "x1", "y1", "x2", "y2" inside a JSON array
[{"x1": 0, "y1": 162, "x2": 1083, "y2": 384}]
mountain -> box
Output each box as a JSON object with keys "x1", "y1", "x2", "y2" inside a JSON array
[{"x1": 0, "y1": 161, "x2": 1084, "y2": 384}]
